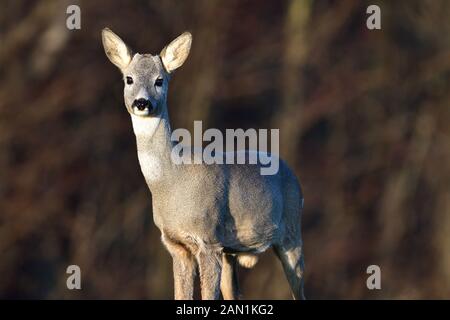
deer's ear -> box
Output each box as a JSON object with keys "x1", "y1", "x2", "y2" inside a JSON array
[
  {"x1": 160, "y1": 32, "x2": 192, "y2": 73},
  {"x1": 102, "y1": 28, "x2": 133, "y2": 70}
]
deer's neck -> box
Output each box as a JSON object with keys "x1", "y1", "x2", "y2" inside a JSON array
[{"x1": 131, "y1": 109, "x2": 175, "y2": 188}]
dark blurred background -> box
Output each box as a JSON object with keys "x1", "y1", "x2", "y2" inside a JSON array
[{"x1": 1, "y1": 0, "x2": 450, "y2": 299}]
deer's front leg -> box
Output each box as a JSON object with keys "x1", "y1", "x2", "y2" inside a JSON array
[
  {"x1": 172, "y1": 254, "x2": 196, "y2": 299},
  {"x1": 162, "y1": 235, "x2": 196, "y2": 300},
  {"x1": 197, "y1": 250, "x2": 222, "y2": 300}
]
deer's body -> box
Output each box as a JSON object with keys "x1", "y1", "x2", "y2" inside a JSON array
[{"x1": 102, "y1": 28, "x2": 305, "y2": 300}]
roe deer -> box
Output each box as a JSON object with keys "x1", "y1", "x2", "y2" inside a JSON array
[{"x1": 101, "y1": 28, "x2": 305, "y2": 300}]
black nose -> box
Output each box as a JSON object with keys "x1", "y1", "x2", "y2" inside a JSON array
[{"x1": 133, "y1": 98, "x2": 152, "y2": 111}]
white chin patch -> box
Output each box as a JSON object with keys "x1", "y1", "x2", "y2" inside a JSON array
[
  {"x1": 131, "y1": 113, "x2": 161, "y2": 138},
  {"x1": 133, "y1": 107, "x2": 150, "y2": 117}
]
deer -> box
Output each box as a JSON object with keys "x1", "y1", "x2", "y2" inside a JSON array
[{"x1": 101, "y1": 28, "x2": 305, "y2": 300}]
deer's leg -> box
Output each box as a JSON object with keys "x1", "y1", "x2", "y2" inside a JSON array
[
  {"x1": 220, "y1": 254, "x2": 240, "y2": 300},
  {"x1": 197, "y1": 249, "x2": 222, "y2": 300},
  {"x1": 162, "y1": 235, "x2": 196, "y2": 300},
  {"x1": 274, "y1": 243, "x2": 306, "y2": 300},
  {"x1": 172, "y1": 253, "x2": 196, "y2": 300}
]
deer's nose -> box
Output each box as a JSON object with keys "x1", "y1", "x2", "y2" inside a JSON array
[{"x1": 133, "y1": 98, "x2": 153, "y2": 111}]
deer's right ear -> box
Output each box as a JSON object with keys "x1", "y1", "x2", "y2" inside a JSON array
[{"x1": 102, "y1": 28, "x2": 132, "y2": 70}]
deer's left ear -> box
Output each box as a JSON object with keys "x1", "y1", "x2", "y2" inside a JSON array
[{"x1": 160, "y1": 32, "x2": 192, "y2": 73}]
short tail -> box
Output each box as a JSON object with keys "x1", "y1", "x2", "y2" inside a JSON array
[{"x1": 237, "y1": 253, "x2": 258, "y2": 268}]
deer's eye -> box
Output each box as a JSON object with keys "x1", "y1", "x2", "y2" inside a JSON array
[
  {"x1": 155, "y1": 78, "x2": 163, "y2": 87},
  {"x1": 126, "y1": 76, "x2": 133, "y2": 85}
]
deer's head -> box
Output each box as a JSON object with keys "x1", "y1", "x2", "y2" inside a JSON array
[{"x1": 102, "y1": 28, "x2": 192, "y2": 118}]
